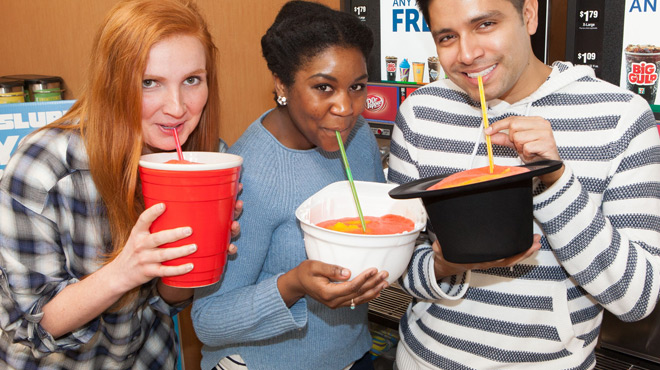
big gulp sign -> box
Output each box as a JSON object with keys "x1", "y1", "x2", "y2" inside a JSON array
[{"x1": 628, "y1": 62, "x2": 658, "y2": 85}]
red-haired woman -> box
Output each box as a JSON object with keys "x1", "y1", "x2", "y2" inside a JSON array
[{"x1": 0, "y1": 0, "x2": 238, "y2": 368}]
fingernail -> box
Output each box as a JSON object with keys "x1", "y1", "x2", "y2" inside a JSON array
[
  {"x1": 189, "y1": 244, "x2": 197, "y2": 253},
  {"x1": 484, "y1": 127, "x2": 492, "y2": 135},
  {"x1": 158, "y1": 203, "x2": 165, "y2": 211},
  {"x1": 341, "y1": 269, "x2": 350, "y2": 277},
  {"x1": 183, "y1": 227, "x2": 192, "y2": 236},
  {"x1": 186, "y1": 263, "x2": 194, "y2": 271}
]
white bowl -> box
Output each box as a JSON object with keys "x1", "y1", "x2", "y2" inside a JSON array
[{"x1": 295, "y1": 181, "x2": 426, "y2": 284}]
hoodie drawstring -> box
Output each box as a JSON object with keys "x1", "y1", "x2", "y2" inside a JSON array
[
  {"x1": 469, "y1": 116, "x2": 485, "y2": 169},
  {"x1": 524, "y1": 101, "x2": 533, "y2": 117},
  {"x1": 469, "y1": 100, "x2": 534, "y2": 168}
]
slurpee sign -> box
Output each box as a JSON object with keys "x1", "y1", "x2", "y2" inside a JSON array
[{"x1": 0, "y1": 100, "x2": 75, "y2": 178}]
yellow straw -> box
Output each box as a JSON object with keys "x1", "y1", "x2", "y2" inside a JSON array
[
  {"x1": 336, "y1": 131, "x2": 367, "y2": 232},
  {"x1": 477, "y1": 75, "x2": 495, "y2": 174}
]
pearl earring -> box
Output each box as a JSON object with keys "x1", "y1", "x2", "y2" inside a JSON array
[{"x1": 277, "y1": 96, "x2": 287, "y2": 106}]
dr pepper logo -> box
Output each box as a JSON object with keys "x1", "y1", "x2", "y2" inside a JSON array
[
  {"x1": 365, "y1": 94, "x2": 386, "y2": 112},
  {"x1": 628, "y1": 62, "x2": 658, "y2": 85}
]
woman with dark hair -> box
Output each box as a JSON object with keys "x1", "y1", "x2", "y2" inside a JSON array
[
  {"x1": 0, "y1": 0, "x2": 238, "y2": 368},
  {"x1": 192, "y1": 1, "x2": 386, "y2": 369}
]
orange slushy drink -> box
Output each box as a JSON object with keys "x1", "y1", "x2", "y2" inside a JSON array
[
  {"x1": 428, "y1": 165, "x2": 530, "y2": 190},
  {"x1": 165, "y1": 159, "x2": 199, "y2": 164},
  {"x1": 316, "y1": 214, "x2": 414, "y2": 235}
]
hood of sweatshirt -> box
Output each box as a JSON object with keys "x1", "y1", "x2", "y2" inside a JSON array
[
  {"x1": 487, "y1": 61, "x2": 597, "y2": 116},
  {"x1": 464, "y1": 61, "x2": 597, "y2": 169}
]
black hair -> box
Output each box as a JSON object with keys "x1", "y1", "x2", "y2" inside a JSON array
[
  {"x1": 261, "y1": 0, "x2": 374, "y2": 91},
  {"x1": 416, "y1": 0, "x2": 524, "y2": 27}
]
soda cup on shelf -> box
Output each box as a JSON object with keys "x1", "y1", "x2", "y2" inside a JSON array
[
  {"x1": 399, "y1": 58, "x2": 410, "y2": 82},
  {"x1": 427, "y1": 56, "x2": 440, "y2": 83},
  {"x1": 385, "y1": 56, "x2": 398, "y2": 81},
  {"x1": 412, "y1": 62, "x2": 425, "y2": 84}
]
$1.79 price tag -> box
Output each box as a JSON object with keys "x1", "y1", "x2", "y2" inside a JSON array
[{"x1": 578, "y1": 10, "x2": 599, "y2": 22}]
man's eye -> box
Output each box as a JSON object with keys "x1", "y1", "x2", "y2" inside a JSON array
[
  {"x1": 438, "y1": 34, "x2": 454, "y2": 44},
  {"x1": 479, "y1": 21, "x2": 495, "y2": 29}
]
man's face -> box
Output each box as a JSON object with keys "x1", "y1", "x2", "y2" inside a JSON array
[{"x1": 427, "y1": 0, "x2": 538, "y2": 103}]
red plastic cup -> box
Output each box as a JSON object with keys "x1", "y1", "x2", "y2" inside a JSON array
[{"x1": 138, "y1": 152, "x2": 242, "y2": 287}]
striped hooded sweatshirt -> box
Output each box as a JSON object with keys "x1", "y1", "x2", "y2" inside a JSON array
[{"x1": 387, "y1": 62, "x2": 660, "y2": 370}]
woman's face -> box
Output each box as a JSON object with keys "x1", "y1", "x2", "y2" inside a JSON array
[
  {"x1": 141, "y1": 34, "x2": 208, "y2": 154},
  {"x1": 279, "y1": 46, "x2": 368, "y2": 151}
]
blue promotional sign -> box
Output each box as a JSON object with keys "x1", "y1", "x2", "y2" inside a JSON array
[
  {"x1": 0, "y1": 100, "x2": 75, "y2": 177},
  {"x1": 379, "y1": 0, "x2": 439, "y2": 84}
]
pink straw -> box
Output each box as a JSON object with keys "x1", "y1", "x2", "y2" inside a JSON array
[{"x1": 170, "y1": 128, "x2": 184, "y2": 161}]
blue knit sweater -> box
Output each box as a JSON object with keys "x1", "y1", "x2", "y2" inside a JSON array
[{"x1": 192, "y1": 110, "x2": 386, "y2": 370}]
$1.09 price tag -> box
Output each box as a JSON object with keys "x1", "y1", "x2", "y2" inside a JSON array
[{"x1": 577, "y1": 52, "x2": 597, "y2": 64}]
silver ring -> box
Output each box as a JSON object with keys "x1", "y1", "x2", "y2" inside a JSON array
[{"x1": 350, "y1": 298, "x2": 355, "y2": 310}]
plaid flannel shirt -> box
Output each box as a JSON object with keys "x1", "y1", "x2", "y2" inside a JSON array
[{"x1": 0, "y1": 127, "x2": 185, "y2": 369}]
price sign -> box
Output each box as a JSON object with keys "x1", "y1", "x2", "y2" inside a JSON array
[
  {"x1": 350, "y1": 0, "x2": 368, "y2": 22},
  {"x1": 572, "y1": 0, "x2": 605, "y2": 77},
  {"x1": 575, "y1": 0, "x2": 604, "y2": 31},
  {"x1": 577, "y1": 6, "x2": 601, "y2": 30},
  {"x1": 577, "y1": 52, "x2": 597, "y2": 64},
  {"x1": 354, "y1": 5, "x2": 366, "y2": 16},
  {"x1": 574, "y1": 49, "x2": 600, "y2": 73},
  {"x1": 578, "y1": 10, "x2": 599, "y2": 23}
]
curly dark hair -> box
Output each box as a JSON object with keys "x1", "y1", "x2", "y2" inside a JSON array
[
  {"x1": 416, "y1": 0, "x2": 524, "y2": 27},
  {"x1": 261, "y1": 0, "x2": 373, "y2": 93}
]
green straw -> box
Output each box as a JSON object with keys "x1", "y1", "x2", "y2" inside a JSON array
[{"x1": 335, "y1": 130, "x2": 367, "y2": 232}]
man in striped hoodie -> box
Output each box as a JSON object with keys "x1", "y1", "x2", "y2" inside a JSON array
[{"x1": 387, "y1": 0, "x2": 660, "y2": 369}]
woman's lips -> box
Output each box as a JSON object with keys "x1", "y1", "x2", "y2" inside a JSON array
[
  {"x1": 159, "y1": 123, "x2": 183, "y2": 133},
  {"x1": 324, "y1": 126, "x2": 351, "y2": 136}
]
